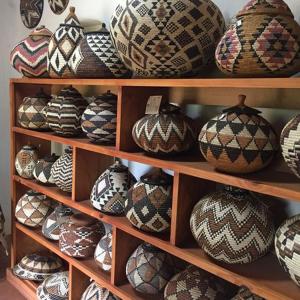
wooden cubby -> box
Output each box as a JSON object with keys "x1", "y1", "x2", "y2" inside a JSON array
[{"x1": 8, "y1": 78, "x2": 300, "y2": 300}]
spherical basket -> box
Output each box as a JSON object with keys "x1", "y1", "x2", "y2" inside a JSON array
[
  {"x1": 110, "y1": 0, "x2": 225, "y2": 78},
  {"x1": 275, "y1": 214, "x2": 300, "y2": 287},
  {"x1": 132, "y1": 104, "x2": 195, "y2": 156},
  {"x1": 190, "y1": 186, "x2": 275, "y2": 264},
  {"x1": 164, "y1": 265, "x2": 229, "y2": 300},
  {"x1": 33, "y1": 154, "x2": 59, "y2": 185},
  {"x1": 126, "y1": 243, "x2": 175, "y2": 294},
  {"x1": 215, "y1": 0, "x2": 300, "y2": 77},
  {"x1": 81, "y1": 282, "x2": 120, "y2": 300},
  {"x1": 231, "y1": 287, "x2": 264, "y2": 300},
  {"x1": 94, "y1": 232, "x2": 112, "y2": 272},
  {"x1": 125, "y1": 170, "x2": 173, "y2": 233},
  {"x1": 15, "y1": 145, "x2": 38, "y2": 179},
  {"x1": 280, "y1": 115, "x2": 300, "y2": 179},
  {"x1": 199, "y1": 95, "x2": 278, "y2": 174}
]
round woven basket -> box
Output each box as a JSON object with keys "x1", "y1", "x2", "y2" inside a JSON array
[
  {"x1": 33, "y1": 154, "x2": 59, "y2": 185},
  {"x1": 275, "y1": 214, "x2": 300, "y2": 287},
  {"x1": 94, "y1": 232, "x2": 112, "y2": 272},
  {"x1": 190, "y1": 186, "x2": 275, "y2": 264},
  {"x1": 15, "y1": 145, "x2": 38, "y2": 179},
  {"x1": 215, "y1": 0, "x2": 300, "y2": 77}
]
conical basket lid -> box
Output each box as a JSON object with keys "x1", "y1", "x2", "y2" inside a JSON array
[
  {"x1": 29, "y1": 25, "x2": 53, "y2": 37},
  {"x1": 64, "y1": 6, "x2": 82, "y2": 27}
]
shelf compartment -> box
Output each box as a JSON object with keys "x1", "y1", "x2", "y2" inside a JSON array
[{"x1": 13, "y1": 127, "x2": 300, "y2": 204}]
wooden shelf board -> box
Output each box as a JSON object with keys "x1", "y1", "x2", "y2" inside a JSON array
[
  {"x1": 10, "y1": 77, "x2": 300, "y2": 89},
  {"x1": 13, "y1": 176, "x2": 299, "y2": 300},
  {"x1": 6, "y1": 268, "x2": 37, "y2": 300},
  {"x1": 13, "y1": 127, "x2": 300, "y2": 204}
]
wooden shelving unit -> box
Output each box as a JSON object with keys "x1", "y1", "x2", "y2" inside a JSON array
[{"x1": 9, "y1": 78, "x2": 300, "y2": 300}]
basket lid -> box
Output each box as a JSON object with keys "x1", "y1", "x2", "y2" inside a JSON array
[
  {"x1": 29, "y1": 25, "x2": 53, "y2": 37},
  {"x1": 70, "y1": 213, "x2": 97, "y2": 226},
  {"x1": 109, "y1": 160, "x2": 128, "y2": 173},
  {"x1": 159, "y1": 103, "x2": 181, "y2": 115},
  {"x1": 26, "y1": 190, "x2": 45, "y2": 197},
  {"x1": 140, "y1": 169, "x2": 173, "y2": 186},
  {"x1": 35, "y1": 88, "x2": 51, "y2": 100},
  {"x1": 86, "y1": 22, "x2": 109, "y2": 35},
  {"x1": 222, "y1": 95, "x2": 262, "y2": 116},
  {"x1": 96, "y1": 90, "x2": 117, "y2": 102},
  {"x1": 58, "y1": 85, "x2": 83, "y2": 98},
  {"x1": 43, "y1": 154, "x2": 59, "y2": 163},
  {"x1": 63, "y1": 6, "x2": 82, "y2": 27},
  {"x1": 237, "y1": 0, "x2": 294, "y2": 18},
  {"x1": 64, "y1": 146, "x2": 73, "y2": 154},
  {"x1": 22, "y1": 145, "x2": 37, "y2": 151}
]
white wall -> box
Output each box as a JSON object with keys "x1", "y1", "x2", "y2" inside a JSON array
[{"x1": 1, "y1": 0, "x2": 300, "y2": 233}]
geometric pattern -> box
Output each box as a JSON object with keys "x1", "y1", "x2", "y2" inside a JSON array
[
  {"x1": 164, "y1": 265, "x2": 229, "y2": 300},
  {"x1": 126, "y1": 243, "x2": 175, "y2": 294},
  {"x1": 132, "y1": 105, "x2": 195, "y2": 155},
  {"x1": 15, "y1": 190, "x2": 52, "y2": 228},
  {"x1": 42, "y1": 205, "x2": 73, "y2": 240},
  {"x1": 110, "y1": 0, "x2": 225, "y2": 78},
  {"x1": 231, "y1": 287, "x2": 265, "y2": 300},
  {"x1": 70, "y1": 24, "x2": 129, "y2": 78},
  {"x1": 18, "y1": 90, "x2": 50, "y2": 130},
  {"x1": 48, "y1": 0, "x2": 69, "y2": 15},
  {"x1": 50, "y1": 147, "x2": 73, "y2": 193},
  {"x1": 33, "y1": 155, "x2": 59, "y2": 185},
  {"x1": 20, "y1": 0, "x2": 43, "y2": 29},
  {"x1": 37, "y1": 271, "x2": 69, "y2": 300},
  {"x1": 280, "y1": 115, "x2": 300, "y2": 178},
  {"x1": 94, "y1": 232, "x2": 112, "y2": 272},
  {"x1": 13, "y1": 253, "x2": 63, "y2": 282},
  {"x1": 15, "y1": 145, "x2": 38, "y2": 179},
  {"x1": 81, "y1": 93, "x2": 117, "y2": 144},
  {"x1": 45, "y1": 86, "x2": 87, "y2": 137},
  {"x1": 90, "y1": 161, "x2": 136, "y2": 215},
  {"x1": 275, "y1": 214, "x2": 300, "y2": 287},
  {"x1": 81, "y1": 282, "x2": 120, "y2": 300},
  {"x1": 216, "y1": 0, "x2": 300, "y2": 77},
  {"x1": 59, "y1": 214, "x2": 105, "y2": 258},
  {"x1": 190, "y1": 186, "x2": 275, "y2": 264},
  {"x1": 199, "y1": 97, "x2": 278, "y2": 174},
  {"x1": 48, "y1": 7, "x2": 84, "y2": 78},
  {"x1": 125, "y1": 171, "x2": 173, "y2": 233},
  {"x1": 10, "y1": 26, "x2": 52, "y2": 78}
]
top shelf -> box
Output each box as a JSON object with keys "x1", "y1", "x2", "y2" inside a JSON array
[{"x1": 10, "y1": 77, "x2": 300, "y2": 89}]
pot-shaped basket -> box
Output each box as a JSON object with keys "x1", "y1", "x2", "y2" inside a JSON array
[
  {"x1": 51, "y1": 147, "x2": 73, "y2": 192},
  {"x1": 110, "y1": 0, "x2": 225, "y2": 78},
  {"x1": 125, "y1": 169, "x2": 173, "y2": 233},
  {"x1": 48, "y1": 7, "x2": 84, "y2": 78},
  {"x1": 199, "y1": 95, "x2": 278, "y2": 174},
  {"x1": 15, "y1": 145, "x2": 39, "y2": 179},
  {"x1": 10, "y1": 26, "x2": 52, "y2": 78},
  {"x1": 275, "y1": 214, "x2": 300, "y2": 287},
  {"x1": 94, "y1": 232, "x2": 112, "y2": 272},
  {"x1": 33, "y1": 154, "x2": 59, "y2": 185},
  {"x1": 13, "y1": 253, "x2": 63, "y2": 282},
  {"x1": 18, "y1": 88, "x2": 51, "y2": 130},
  {"x1": 126, "y1": 243, "x2": 176, "y2": 294},
  {"x1": 81, "y1": 282, "x2": 120, "y2": 300},
  {"x1": 81, "y1": 91, "x2": 117, "y2": 144},
  {"x1": 70, "y1": 23, "x2": 129, "y2": 78},
  {"x1": 37, "y1": 271, "x2": 69, "y2": 300},
  {"x1": 132, "y1": 104, "x2": 195, "y2": 156},
  {"x1": 190, "y1": 186, "x2": 275, "y2": 264},
  {"x1": 59, "y1": 214, "x2": 105, "y2": 258},
  {"x1": 15, "y1": 190, "x2": 52, "y2": 228},
  {"x1": 45, "y1": 86, "x2": 87, "y2": 137},
  {"x1": 280, "y1": 115, "x2": 300, "y2": 179},
  {"x1": 90, "y1": 161, "x2": 136, "y2": 215},
  {"x1": 215, "y1": 0, "x2": 300, "y2": 77},
  {"x1": 164, "y1": 265, "x2": 230, "y2": 300},
  {"x1": 42, "y1": 204, "x2": 73, "y2": 240}
]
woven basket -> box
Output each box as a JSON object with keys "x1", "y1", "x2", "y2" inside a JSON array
[
  {"x1": 10, "y1": 26, "x2": 52, "y2": 78},
  {"x1": 81, "y1": 91, "x2": 117, "y2": 144},
  {"x1": 110, "y1": 0, "x2": 225, "y2": 78},
  {"x1": 59, "y1": 214, "x2": 105, "y2": 258},
  {"x1": 48, "y1": 0, "x2": 69, "y2": 15},
  {"x1": 199, "y1": 95, "x2": 278, "y2": 174},
  {"x1": 215, "y1": 0, "x2": 300, "y2": 77},
  {"x1": 132, "y1": 104, "x2": 195, "y2": 156},
  {"x1": 275, "y1": 214, "x2": 300, "y2": 287},
  {"x1": 33, "y1": 154, "x2": 59, "y2": 185},
  {"x1": 164, "y1": 265, "x2": 230, "y2": 300},
  {"x1": 280, "y1": 115, "x2": 300, "y2": 179},
  {"x1": 45, "y1": 86, "x2": 87, "y2": 137},
  {"x1": 125, "y1": 169, "x2": 173, "y2": 233},
  {"x1": 48, "y1": 7, "x2": 84, "y2": 78},
  {"x1": 190, "y1": 186, "x2": 275, "y2": 264},
  {"x1": 94, "y1": 232, "x2": 112, "y2": 272},
  {"x1": 231, "y1": 287, "x2": 265, "y2": 300},
  {"x1": 18, "y1": 88, "x2": 51, "y2": 130},
  {"x1": 81, "y1": 282, "x2": 120, "y2": 300},
  {"x1": 15, "y1": 145, "x2": 38, "y2": 179}
]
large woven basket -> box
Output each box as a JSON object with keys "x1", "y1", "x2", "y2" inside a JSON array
[
  {"x1": 15, "y1": 145, "x2": 38, "y2": 179},
  {"x1": 215, "y1": 0, "x2": 300, "y2": 77}
]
